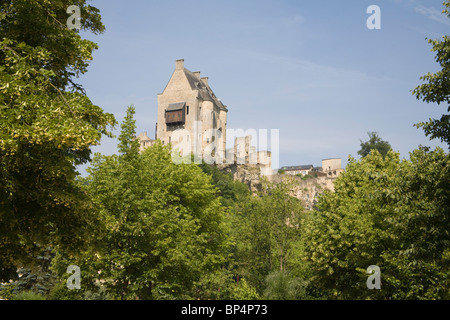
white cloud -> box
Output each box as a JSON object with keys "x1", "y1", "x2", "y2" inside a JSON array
[{"x1": 415, "y1": 5, "x2": 450, "y2": 25}]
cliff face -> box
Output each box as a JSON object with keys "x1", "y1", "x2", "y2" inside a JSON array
[
  {"x1": 217, "y1": 164, "x2": 336, "y2": 210},
  {"x1": 283, "y1": 176, "x2": 327, "y2": 210},
  {"x1": 217, "y1": 164, "x2": 264, "y2": 193}
]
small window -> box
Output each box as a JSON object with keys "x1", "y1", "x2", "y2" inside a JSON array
[{"x1": 187, "y1": 106, "x2": 189, "y2": 115}]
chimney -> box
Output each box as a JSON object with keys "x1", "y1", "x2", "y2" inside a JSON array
[
  {"x1": 201, "y1": 77, "x2": 209, "y2": 86},
  {"x1": 193, "y1": 71, "x2": 201, "y2": 79},
  {"x1": 176, "y1": 59, "x2": 184, "y2": 70}
]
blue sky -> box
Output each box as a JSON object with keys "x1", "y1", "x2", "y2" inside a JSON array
[{"x1": 77, "y1": 0, "x2": 449, "y2": 174}]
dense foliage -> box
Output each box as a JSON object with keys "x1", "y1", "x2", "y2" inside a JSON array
[
  {"x1": 413, "y1": 0, "x2": 450, "y2": 148},
  {"x1": 75, "y1": 107, "x2": 230, "y2": 299},
  {"x1": 0, "y1": 0, "x2": 115, "y2": 281},
  {"x1": 0, "y1": 0, "x2": 105, "y2": 91},
  {"x1": 302, "y1": 149, "x2": 450, "y2": 299},
  {"x1": 357, "y1": 131, "x2": 392, "y2": 159}
]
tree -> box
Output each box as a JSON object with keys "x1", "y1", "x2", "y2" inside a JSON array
[
  {"x1": 357, "y1": 131, "x2": 391, "y2": 159},
  {"x1": 302, "y1": 148, "x2": 450, "y2": 299},
  {"x1": 263, "y1": 270, "x2": 309, "y2": 300},
  {"x1": 232, "y1": 180, "x2": 305, "y2": 295},
  {"x1": 77, "y1": 107, "x2": 230, "y2": 299},
  {"x1": 198, "y1": 162, "x2": 250, "y2": 207},
  {"x1": 0, "y1": 0, "x2": 105, "y2": 92},
  {"x1": 191, "y1": 268, "x2": 260, "y2": 300},
  {"x1": 412, "y1": 1, "x2": 450, "y2": 148},
  {"x1": 0, "y1": 1, "x2": 115, "y2": 280}
]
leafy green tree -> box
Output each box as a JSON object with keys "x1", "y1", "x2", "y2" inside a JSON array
[
  {"x1": 198, "y1": 163, "x2": 250, "y2": 207},
  {"x1": 191, "y1": 268, "x2": 260, "y2": 300},
  {"x1": 302, "y1": 148, "x2": 450, "y2": 299},
  {"x1": 263, "y1": 270, "x2": 309, "y2": 300},
  {"x1": 413, "y1": 1, "x2": 450, "y2": 147},
  {"x1": 10, "y1": 290, "x2": 47, "y2": 300},
  {"x1": 0, "y1": 40, "x2": 115, "y2": 280},
  {"x1": 78, "y1": 107, "x2": 230, "y2": 299},
  {"x1": 0, "y1": 0, "x2": 105, "y2": 92},
  {"x1": 0, "y1": 0, "x2": 114, "y2": 280},
  {"x1": 357, "y1": 131, "x2": 391, "y2": 159},
  {"x1": 232, "y1": 180, "x2": 304, "y2": 295}
]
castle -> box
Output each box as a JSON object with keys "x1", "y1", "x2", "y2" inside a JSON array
[
  {"x1": 137, "y1": 59, "x2": 273, "y2": 175},
  {"x1": 137, "y1": 59, "x2": 344, "y2": 207}
]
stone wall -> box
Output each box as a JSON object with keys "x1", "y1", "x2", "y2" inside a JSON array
[{"x1": 218, "y1": 163, "x2": 338, "y2": 210}]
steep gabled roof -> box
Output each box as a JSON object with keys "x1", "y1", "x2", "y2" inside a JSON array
[
  {"x1": 160, "y1": 60, "x2": 228, "y2": 112},
  {"x1": 183, "y1": 68, "x2": 228, "y2": 112},
  {"x1": 184, "y1": 68, "x2": 201, "y2": 90}
]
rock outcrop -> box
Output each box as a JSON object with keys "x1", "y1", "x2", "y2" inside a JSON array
[{"x1": 217, "y1": 164, "x2": 336, "y2": 210}]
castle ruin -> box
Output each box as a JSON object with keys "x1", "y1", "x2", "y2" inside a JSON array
[
  {"x1": 137, "y1": 59, "x2": 345, "y2": 209},
  {"x1": 138, "y1": 59, "x2": 273, "y2": 175}
]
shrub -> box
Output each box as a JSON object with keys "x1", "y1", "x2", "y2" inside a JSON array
[{"x1": 11, "y1": 291, "x2": 46, "y2": 300}]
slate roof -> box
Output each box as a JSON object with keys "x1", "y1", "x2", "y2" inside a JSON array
[
  {"x1": 166, "y1": 102, "x2": 186, "y2": 111},
  {"x1": 183, "y1": 68, "x2": 228, "y2": 112},
  {"x1": 281, "y1": 165, "x2": 314, "y2": 171}
]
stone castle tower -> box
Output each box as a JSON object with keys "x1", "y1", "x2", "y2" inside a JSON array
[
  {"x1": 155, "y1": 59, "x2": 227, "y2": 161},
  {"x1": 138, "y1": 59, "x2": 273, "y2": 175}
]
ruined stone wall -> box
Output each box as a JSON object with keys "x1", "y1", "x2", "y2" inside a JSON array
[{"x1": 218, "y1": 163, "x2": 338, "y2": 210}]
